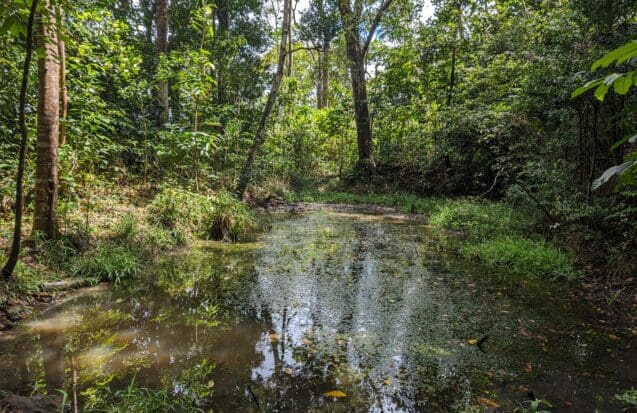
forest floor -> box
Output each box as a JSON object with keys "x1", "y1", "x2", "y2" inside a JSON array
[{"x1": 1, "y1": 186, "x2": 635, "y2": 336}]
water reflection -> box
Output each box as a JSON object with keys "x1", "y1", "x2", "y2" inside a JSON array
[{"x1": 0, "y1": 212, "x2": 634, "y2": 412}]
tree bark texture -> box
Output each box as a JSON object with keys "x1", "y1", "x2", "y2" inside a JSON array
[
  {"x1": 156, "y1": 0, "x2": 169, "y2": 123},
  {"x1": 33, "y1": 0, "x2": 60, "y2": 239}
]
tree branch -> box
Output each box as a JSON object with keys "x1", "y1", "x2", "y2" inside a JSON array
[{"x1": 362, "y1": 0, "x2": 394, "y2": 57}]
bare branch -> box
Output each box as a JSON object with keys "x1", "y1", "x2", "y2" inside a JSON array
[{"x1": 362, "y1": 0, "x2": 394, "y2": 57}]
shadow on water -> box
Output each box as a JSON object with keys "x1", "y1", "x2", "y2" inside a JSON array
[{"x1": 0, "y1": 211, "x2": 635, "y2": 412}]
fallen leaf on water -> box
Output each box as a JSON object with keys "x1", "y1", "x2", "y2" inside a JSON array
[
  {"x1": 269, "y1": 333, "x2": 279, "y2": 343},
  {"x1": 384, "y1": 377, "x2": 391, "y2": 385},
  {"x1": 520, "y1": 328, "x2": 533, "y2": 338},
  {"x1": 323, "y1": 390, "x2": 347, "y2": 398},
  {"x1": 468, "y1": 338, "x2": 478, "y2": 345},
  {"x1": 608, "y1": 334, "x2": 619, "y2": 340},
  {"x1": 302, "y1": 338, "x2": 313, "y2": 346},
  {"x1": 284, "y1": 367, "x2": 296, "y2": 377},
  {"x1": 476, "y1": 397, "x2": 500, "y2": 408}
]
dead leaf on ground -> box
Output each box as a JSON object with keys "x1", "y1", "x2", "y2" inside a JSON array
[
  {"x1": 476, "y1": 397, "x2": 500, "y2": 408},
  {"x1": 323, "y1": 390, "x2": 347, "y2": 398}
]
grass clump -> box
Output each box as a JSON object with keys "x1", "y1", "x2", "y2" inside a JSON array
[
  {"x1": 428, "y1": 198, "x2": 528, "y2": 240},
  {"x1": 82, "y1": 378, "x2": 205, "y2": 413},
  {"x1": 71, "y1": 243, "x2": 140, "y2": 284},
  {"x1": 148, "y1": 188, "x2": 256, "y2": 242},
  {"x1": 465, "y1": 236, "x2": 575, "y2": 279}
]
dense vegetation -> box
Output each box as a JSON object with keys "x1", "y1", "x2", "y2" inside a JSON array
[{"x1": 0, "y1": 0, "x2": 635, "y2": 409}]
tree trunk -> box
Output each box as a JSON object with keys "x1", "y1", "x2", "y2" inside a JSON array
[
  {"x1": 235, "y1": 0, "x2": 291, "y2": 198},
  {"x1": 155, "y1": 0, "x2": 169, "y2": 123},
  {"x1": 317, "y1": 45, "x2": 329, "y2": 109},
  {"x1": 215, "y1": 0, "x2": 229, "y2": 105},
  {"x1": 33, "y1": 0, "x2": 60, "y2": 239},
  {"x1": 337, "y1": 0, "x2": 393, "y2": 176},
  {"x1": 1, "y1": 0, "x2": 39, "y2": 280},
  {"x1": 341, "y1": 24, "x2": 374, "y2": 173},
  {"x1": 58, "y1": 6, "x2": 67, "y2": 146}
]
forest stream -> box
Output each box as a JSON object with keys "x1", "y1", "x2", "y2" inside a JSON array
[{"x1": 0, "y1": 211, "x2": 635, "y2": 412}]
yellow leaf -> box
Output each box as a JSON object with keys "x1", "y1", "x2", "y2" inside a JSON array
[
  {"x1": 384, "y1": 377, "x2": 391, "y2": 385},
  {"x1": 323, "y1": 390, "x2": 347, "y2": 398},
  {"x1": 284, "y1": 367, "x2": 296, "y2": 377},
  {"x1": 302, "y1": 338, "x2": 313, "y2": 345},
  {"x1": 268, "y1": 333, "x2": 279, "y2": 343},
  {"x1": 476, "y1": 397, "x2": 500, "y2": 408},
  {"x1": 468, "y1": 338, "x2": 478, "y2": 345}
]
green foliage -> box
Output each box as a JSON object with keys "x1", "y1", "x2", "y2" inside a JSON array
[
  {"x1": 82, "y1": 376, "x2": 204, "y2": 413},
  {"x1": 571, "y1": 40, "x2": 637, "y2": 190},
  {"x1": 148, "y1": 188, "x2": 256, "y2": 242},
  {"x1": 71, "y1": 244, "x2": 140, "y2": 284},
  {"x1": 429, "y1": 199, "x2": 528, "y2": 240},
  {"x1": 615, "y1": 389, "x2": 637, "y2": 407},
  {"x1": 465, "y1": 236, "x2": 575, "y2": 279}
]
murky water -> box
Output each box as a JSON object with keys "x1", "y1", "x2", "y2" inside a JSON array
[{"x1": 0, "y1": 211, "x2": 635, "y2": 412}]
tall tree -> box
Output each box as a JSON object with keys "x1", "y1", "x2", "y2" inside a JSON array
[
  {"x1": 1, "y1": 0, "x2": 39, "y2": 280},
  {"x1": 338, "y1": 0, "x2": 394, "y2": 175},
  {"x1": 156, "y1": 0, "x2": 169, "y2": 123},
  {"x1": 298, "y1": 0, "x2": 340, "y2": 109},
  {"x1": 235, "y1": 0, "x2": 292, "y2": 197},
  {"x1": 33, "y1": 0, "x2": 60, "y2": 238},
  {"x1": 57, "y1": 5, "x2": 67, "y2": 146}
]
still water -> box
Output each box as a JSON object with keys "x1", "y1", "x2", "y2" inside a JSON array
[{"x1": 0, "y1": 211, "x2": 635, "y2": 412}]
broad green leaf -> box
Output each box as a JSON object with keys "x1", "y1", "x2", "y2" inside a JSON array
[
  {"x1": 594, "y1": 84, "x2": 609, "y2": 101},
  {"x1": 612, "y1": 74, "x2": 633, "y2": 95},
  {"x1": 571, "y1": 79, "x2": 602, "y2": 98},
  {"x1": 592, "y1": 41, "x2": 637, "y2": 71}
]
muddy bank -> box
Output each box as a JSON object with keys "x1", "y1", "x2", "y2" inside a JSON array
[{"x1": 0, "y1": 281, "x2": 104, "y2": 331}]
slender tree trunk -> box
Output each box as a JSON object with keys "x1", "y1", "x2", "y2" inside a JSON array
[
  {"x1": 235, "y1": 0, "x2": 291, "y2": 198},
  {"x1": 58, "y1": 6, "x2": 67, "y2": 146},
  {"x1": 155, "y1": 0, "x2": 169, "y2": 123},
  {"x1": 33, "y1": 0, "x2": 60, "y2": 239},
  {"x1": 338, "y1": 0, "x2": 393, "y2": 175},
  {"x1": 317, "y1": 45, "x2": 329, "y2": 109},
  {"x1": 215, "y1": 0, "x2": 229, "y2": 105},
  {"x1": 342, "y1": 31, "x2": 374, "y2": 173},
  {"x1": 1, "y1": 0, "x2": 39, "y2": 280}
]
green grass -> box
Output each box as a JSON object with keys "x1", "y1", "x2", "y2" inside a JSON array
[
  {"x1": 71, "y1": 243, "x2": 140, "y2": 284},
  {"x1": 465, "y1": 236, "x2": 575, "y2": 279},
  {"x1": 148, "y1": 188, "x2": 256, "y2": 242},
  {"x1": 288, "y1": 190, "x2": 575, "y2": 279}
]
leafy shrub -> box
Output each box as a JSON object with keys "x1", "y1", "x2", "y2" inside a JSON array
[
  {"x1": 71, "y1": 244, "x2": 140, "y2": 284},
  {"x1": 148, "y1": 188, "x2": 256, "y2": 242},
  {"x1": 465, "y1": 236, "x2": 575, "y2": 279}
]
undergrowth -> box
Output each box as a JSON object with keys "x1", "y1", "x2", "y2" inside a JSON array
[{"x1": 149, "y1": 188, "x2": 256, "y2": 241}]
